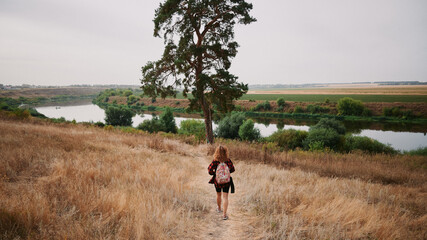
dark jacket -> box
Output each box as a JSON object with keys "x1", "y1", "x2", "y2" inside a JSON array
[{"x1": 208, "y1": 159, "x2": 235, "y2": 188}]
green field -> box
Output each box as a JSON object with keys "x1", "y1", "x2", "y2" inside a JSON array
[{"x1": 171, "y1": 93, "x2": 427, "y2": 103}]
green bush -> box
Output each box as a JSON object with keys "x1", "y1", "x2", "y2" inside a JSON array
[
  {"x1": 147, "y1": 105, "x2": 156, "y2": 111},
  {"x1": 28, "y1": 108, "x2": 46, "y2": 118},
  {"x1": 276, "y1": 120, "x2": 285, "y2": 130},
  {"x1": 179, "y1": 119, "x2": 205, "y2": 142},
  {"x1": 337, "y1": 97, "x2": 365, "y2": 116},
  {"x1": 215, "y1": 112, "x2": 246, "y2": 139},
  {"x1": 405, "y1": 146, "x2": 427, "y2": 156},
  {"x1": 234, "y1": 105, "x2": 244, "y2": 112},
  {"x1": 160, "y1": 107, "x2": 177, "y2": 133},
  {"x1": 253, "y1": 101, "x2": 271, "y2": 111},
  {"x1": 123, "y1": 90, "x2": 133, "y2": 97},
  {"x1": 238, "y1": 119, "x2": 260, "y2": 141},
  {"x1": 13, "y1": 109, "x2": 31, "y2": 119},
  {"x1": 0, "y1": 102, "x2": 10, "y2": 110},
  {"x1": 252, "y1": 103, "x2": 261, "y2": 111},
  {"x1": 276, "y1": 97, "x2": 286, "y2": 107},
  {"x1": 344, "y1": 135, "x2": 396, "y2": 154},
  {"x1": 263, "y1": 101, "x2": 271, "y2": 110},
  {"x1": 137, "y1": 117, "x2": 163, "y2": 133},
  {"x1": 383, "y1": 107, "x2": 414, "y2": 119},
  {"x1": 384, "y1": 107, "x2": 399, "y2": 117},
  {"x1": 137, "y1": 108, "x2": 177, "y2": 133},
  {"x1": 308, "y1": 141, "x2": 325, "y2": 152},
  {"x1": 50, "y1": 117, "x2": 67, "y2": 123},
  {"x1": 94, "y1": 121, "x2": 105, "y2": 127},
  {"x1": 362, "y1": 108, "x2": 372, "y2": 117},
  {"x1": 105, "y1": 106, "x2": 135, "y2": 126},
  {"x1": 303, "y1": 127, "x2": 341, "y2": 151},
  {"x1": 311, "y1": 118, "x2": 346, "y2": 135},
  {"x1": 0, "y1": 99, "x2": 45, "y2": 118},
  {"x1": 293, "y1": 106, "x2": 304, "y2": 113},
  {"x1": 306, "y1": 104, "x2": 329, "y2": 114},
  {"x1": 127, "y1": 95, "x2": 138, "y2": 105},
  {"x1": 258, "y1": 118, "x2": 271, "y2": 127},
  {"x1": 267, "y1": 129, "x2": 308, "y2": 150}
]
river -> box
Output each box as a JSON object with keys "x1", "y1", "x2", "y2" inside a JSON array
[{"x1": 36, "y1": 103, "x2": 427, "y2": 152}]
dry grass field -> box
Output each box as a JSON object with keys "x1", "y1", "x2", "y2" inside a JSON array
[
  {"x1": 1, "y1": 114, "x2": 426, "y2": 239},
  {"x1": 0, "y1": 87, "x2": 109, "y2": 98},
  {"x1": 247, "y1": 85, "x2": 427, "y2": 95},
  {"x1": 0, "y1": 116, "x2": 207, "y2": 239}
]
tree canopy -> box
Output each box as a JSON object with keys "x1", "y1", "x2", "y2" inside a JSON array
[
  {"x1": 141, "y1": 0, "x2": 256, "y2": 143},
  {"x1": 105, "y1": 106, "x2": 135, "y2": 126}
]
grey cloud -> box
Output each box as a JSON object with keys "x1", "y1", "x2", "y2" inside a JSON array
[{"x1": 0, "y1": 0, "x2": 426, "y2": 86}]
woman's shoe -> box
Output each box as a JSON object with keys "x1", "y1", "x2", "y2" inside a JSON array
[
  {"x1": 216, "y1": 208, "x2": 222, "y2": 213},
  {"x1": 223, "y1": 215, "x2": 228, "y2": 220}
]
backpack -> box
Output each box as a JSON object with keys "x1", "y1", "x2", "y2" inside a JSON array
[{"x1": 215, "y1": 162, "x2": 230, "y2": 184}]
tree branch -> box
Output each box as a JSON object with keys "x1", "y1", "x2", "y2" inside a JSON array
[{"x1": 201, "y1": 7, "x2": 232, "y2": 38}]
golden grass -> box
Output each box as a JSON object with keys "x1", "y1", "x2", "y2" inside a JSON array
[
  {"x1": 0, "y1": 118, "x2": 206, "y2": 239},
  {"x1": 247, "y1": 85, "x2": 427, "y2": 95},
  {"x1": 1, "y1": 115, "x2": 426, "y2": 239},
  {"x1": 209, "y1": 141, "x2": 427, "y2": 239},
  {"x1": 213, "y1": 140, "x2": 427, "y2": 187},
  {"x1": 0, "y1": 87, "x2": 108, "y2": 98},
  {"x1": 234, "y1": 162, "x2": 427, "y2": 239}
]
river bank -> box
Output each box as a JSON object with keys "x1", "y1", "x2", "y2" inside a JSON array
[{"x1": 34, "y1": 103, "x2": 427, "y2": 152}]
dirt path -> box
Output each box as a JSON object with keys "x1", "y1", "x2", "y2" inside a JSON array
[{"x1": 187, "y1": 145, "x2": 258, "y2": 240}]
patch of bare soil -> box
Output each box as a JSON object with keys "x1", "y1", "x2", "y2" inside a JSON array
[{"x1": 364, "y1": 102, "x2": 427, "y2": 117}]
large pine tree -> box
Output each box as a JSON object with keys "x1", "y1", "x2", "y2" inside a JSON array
[{"x1": 141, "y1": 0, "x2": 256, "y2": 144}]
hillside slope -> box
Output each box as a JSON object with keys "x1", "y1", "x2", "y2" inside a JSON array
[{"x1": 1, "y1": 117, "x2": 426, "y2": 239}]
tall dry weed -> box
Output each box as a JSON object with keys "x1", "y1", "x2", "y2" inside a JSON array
[
  {"x1": 208, "y1": 139, "x2": 426, "y2": 239},
  {"x1": 218, "y1": 140, "x2": 427, "y2": 187},
  {"x1": 1, "y1": 115, "x2": 426, "y2": 239},
  {"x1": 233, "y1": 161, "x2": 426, "y2": 239},
  {"x1": 0, "y1": 119, "x2": 206, "y2": 239}
]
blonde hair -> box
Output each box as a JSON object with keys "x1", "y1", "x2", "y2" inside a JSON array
[{"x1": 213, "y1": 145, "x2": 229, "y2": 163}]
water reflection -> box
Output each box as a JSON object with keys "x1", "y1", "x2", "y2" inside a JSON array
[
  {"x1": 355, "y1": 130, "x2": 427, "y2": 152},
  {"x1": 35, "y1": 104, "x2": 427, "y2": 151}
]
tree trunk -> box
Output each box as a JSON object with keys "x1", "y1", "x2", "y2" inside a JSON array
[
  {"x1": 195, "y1": 33, "x2": 214, "y2": 144},
  {"x1": 201, "y1": 96, "x2": 214, "y2": 144}
]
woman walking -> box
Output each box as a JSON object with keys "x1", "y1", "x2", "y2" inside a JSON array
[{"x1": 208, "y1": 145, "x2": 235, "y2": 220}]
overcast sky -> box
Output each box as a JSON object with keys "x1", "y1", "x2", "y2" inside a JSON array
[{"x1": 1, "y1": 0, "x2": 426, "y2": 86}]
